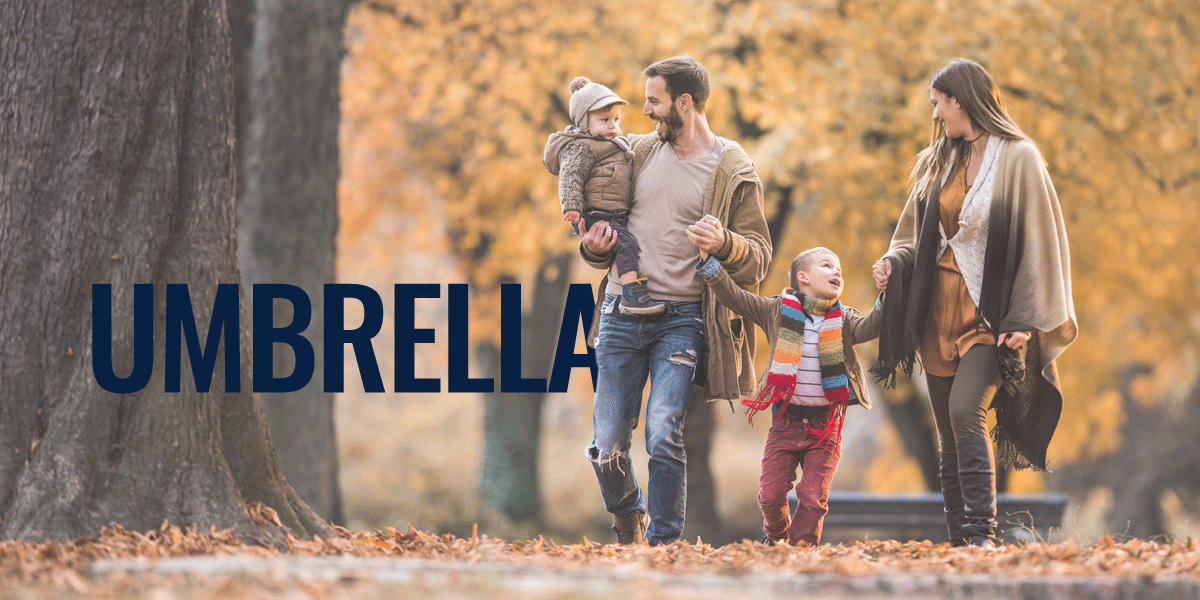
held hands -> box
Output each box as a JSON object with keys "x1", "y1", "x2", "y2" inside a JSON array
[
  {"x1": 871, "y1": 255, "x2": 1029, "y2": 349},
  {"x1": 563, "y1": 210, "x2": 581, "y2": 224},
  {"x1": 872, "y1": 258, "x2": 891, "y2": 293},
  {"x1": 997, "y1": 331, "x2": 1031, "y2": 350},
  {"x1": 577, "y1": 217, "x2": 616, "y2": 256},
  {"x1": 687, "y1": 214, "x2": 725, "y2": 261}
]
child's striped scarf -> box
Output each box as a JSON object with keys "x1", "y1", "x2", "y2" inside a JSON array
[{"x1": 741, "y1": 291, "x2": 851, "y2": 448}]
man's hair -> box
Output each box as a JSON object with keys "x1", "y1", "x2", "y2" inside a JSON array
[
  {"x1": 788, "y1": 247, "x2": 837, "y2": 289},
  {"x1": 643, "y1": 56, "x2": 710, "y2": 113}
]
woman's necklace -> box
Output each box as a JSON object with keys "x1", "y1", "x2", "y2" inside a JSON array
[{"x1": 962, "y1": 131, "x2": 985, "y2": 188}]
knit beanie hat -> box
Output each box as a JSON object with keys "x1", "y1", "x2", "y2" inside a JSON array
[{"x1": 568, "y1": 76, "x2": 628, "y2": 132}]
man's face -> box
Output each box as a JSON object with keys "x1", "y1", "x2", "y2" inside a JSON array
[{"x1": 643, "y1": 76, "x2": 684, "y2": 143}]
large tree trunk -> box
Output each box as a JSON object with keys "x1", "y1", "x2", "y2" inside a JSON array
[
  {"x1": 478, "y1": 253, "x2": 574, "y2": 528},
  {"x1": 477, "y1": 339, "x2": 545, "y2": 528},
  {"x1": 0, "y1": 0, "x2": 326, "y2": 542},
  {"x1": 684, "y1": 396, "x2": 726, "y2": 544},
  {"x1": 235, "y1": 0, "x2": 349, "y2": 525}
]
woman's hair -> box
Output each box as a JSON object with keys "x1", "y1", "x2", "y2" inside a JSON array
[{"x1": 910, "y1": 58, "x2": 1031, "y2": 200}]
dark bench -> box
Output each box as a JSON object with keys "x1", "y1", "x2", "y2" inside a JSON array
[{"x1": 798, "y1": 491, "x2": 1069, "y2": 543}]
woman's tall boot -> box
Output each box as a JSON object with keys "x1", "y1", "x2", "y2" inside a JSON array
[{"x1": 956, "y1": 436, "x2": 997, "y2": 548}]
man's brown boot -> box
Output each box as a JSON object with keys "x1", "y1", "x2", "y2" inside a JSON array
[{"x1": 612, "y1": 510, "x2": 648, "y2": 545}]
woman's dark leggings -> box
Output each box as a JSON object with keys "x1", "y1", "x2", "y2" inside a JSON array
[
  {"x1": 927, "y1": 343, "x2": 1001, "y2": 544},
  {"x1": 925, "y1": 343, "x2": 999, "y2": 452}
]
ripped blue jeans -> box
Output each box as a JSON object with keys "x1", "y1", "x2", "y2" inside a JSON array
[{"x1": 588, "y1": 294, "x2": 703, "y2": 545}]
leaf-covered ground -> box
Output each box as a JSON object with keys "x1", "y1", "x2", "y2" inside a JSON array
[{"x1": 3, "y1": 523, "x2": 1200, "y2": 599}]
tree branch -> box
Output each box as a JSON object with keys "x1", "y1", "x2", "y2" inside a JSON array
[{"x1": 361, "y1": 0, "x2": 422, "y2": 27}]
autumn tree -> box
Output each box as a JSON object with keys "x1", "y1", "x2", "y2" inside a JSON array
[
  {"x1": 342, "y1": 0, "x2": 1198, "y2": 539},
  {"x1": 0, "y1": 0, "x2": 327, "y2": 542}
]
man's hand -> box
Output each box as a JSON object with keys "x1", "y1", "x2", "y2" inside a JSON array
[
  {"x1": 997, "y1": 331, "x2": 1031, "y2": 349},
  {"x1": 578, "y1": 217, "x2": 616, "y2": 256},
  {"x1": 687, "y1": 214, "x2": 726, "y2": 257},
  {"x1": 872, "y1": 258, "x2": 891, "y2": 293}
]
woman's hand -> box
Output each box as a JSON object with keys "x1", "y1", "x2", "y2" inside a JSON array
[
  {"x1": 997, "y1": 331, "x2": 1031, "y2": 349},
  {"x1": 578, "y1": 217, "x2": 616, "y2": 256},
  {"x1": 564, "y1": 210, "x2": 581, "y2": 224},
  {"x1": 872, "y1": 258, "x2": 892, "y2": 293}
]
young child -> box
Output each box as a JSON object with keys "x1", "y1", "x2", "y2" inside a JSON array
[
  {"x1": 691, "y1": 220, "x2": 882, "y2": 545},
  {"x1": 543, "y1": 76, "x2": 663, "y2": 314}
]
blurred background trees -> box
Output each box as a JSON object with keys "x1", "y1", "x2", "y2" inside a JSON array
[{"x1": 336, "y1": 0, "x2": 1198, "y2": 543}]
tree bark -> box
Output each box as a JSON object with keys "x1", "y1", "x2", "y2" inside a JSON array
[
  {"x1": 226, "y1": 0, "x2": 253, "y2": 201},
  {"x1": 684, "y1": 395, "x2": 727, "y2": 544},
  {"x1": 235, "y1": 0, "x2": 349, "y2": 525},
  {"x1": 0, "y1": 0, "x2": 326, "y2": 542},
  {"x1": 478, "y1": 337, "x2": 545, "y2": 527}
]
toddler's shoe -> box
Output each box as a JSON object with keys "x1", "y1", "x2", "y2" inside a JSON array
[{"x1": 619, "y1": 278, "x2": 666, "y2": 315}]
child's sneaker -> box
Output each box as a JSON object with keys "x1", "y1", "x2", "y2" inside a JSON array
[{"x1": 619, "y1": 278, "x2": 665, "y2": 315}]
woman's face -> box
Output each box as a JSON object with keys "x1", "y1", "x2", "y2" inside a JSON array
[{"x1": 931, "y1": 88, "x2": 973, "y2": 139}]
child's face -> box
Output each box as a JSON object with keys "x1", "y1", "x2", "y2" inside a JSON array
[
  {"x1": 796, "y1": 252, "x2": 843, "y2": 301},
  {"x1": 587, "y1": 105, "x2": 622, "y2": 140}
]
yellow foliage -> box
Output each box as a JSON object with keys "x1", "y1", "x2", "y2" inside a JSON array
[
  {"x1": 862, "y1": 421, "x2": 928, "y2": 493},
  {"x1": 1008, "y1": 469, "x2": 1047, "y2": 495},
  {"x1": 341, "y1": 0, "x2": 1200, "y2": 464}
]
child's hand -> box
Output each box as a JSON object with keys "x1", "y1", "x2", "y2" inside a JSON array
[
  {"x1": 564, "y1": 210, "x2": 580, "y2": 224},
  {"x1": 872, "y1": 258, "x2": 891, "y2": 292}
]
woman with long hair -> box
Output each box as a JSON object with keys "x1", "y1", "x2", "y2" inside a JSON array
[{"x1": 872, "y1": 58, "x2": 1076, "y2": 547}]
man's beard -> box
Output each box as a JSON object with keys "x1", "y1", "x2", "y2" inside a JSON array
[{"x1": 655, "y1": 104, "x2": 684, "y2": 143}]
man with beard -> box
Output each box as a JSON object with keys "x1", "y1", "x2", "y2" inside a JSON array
[{"x1": 577, "y1": 56, "x2": 772, "y2": 545}]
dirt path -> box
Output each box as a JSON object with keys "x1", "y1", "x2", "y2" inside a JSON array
[
  {"x1": 5, "y1": 526, "x2": 1200, "y2": 599},
  {"x1": 85, "y1": 554, "x2": 1200, "y2": 600}
]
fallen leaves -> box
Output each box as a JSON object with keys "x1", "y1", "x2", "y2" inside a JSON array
[{"x1": 2, "y1": 525, "x2": 1200, "y2": 593}]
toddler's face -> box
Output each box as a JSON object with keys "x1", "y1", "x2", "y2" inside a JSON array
[{"x1": 587, "y1": 106, "x2": 622, "y2": 140}]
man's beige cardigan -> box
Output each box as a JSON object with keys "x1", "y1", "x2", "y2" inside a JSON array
[{"x1": 581, "y1": 131, "x2": 773, "y2": 401}]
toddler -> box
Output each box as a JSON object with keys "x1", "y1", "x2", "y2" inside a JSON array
[{"x1": 544, "y1": 76, "x2": 662, "y2": 314}]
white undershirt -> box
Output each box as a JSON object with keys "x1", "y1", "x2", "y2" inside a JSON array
[
  {"x1": 606, "y1": 138, "x2": 723, "y2": 301},
  {"x1": 790, "y1": 313, "x2": 829, "y2": 406}
]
